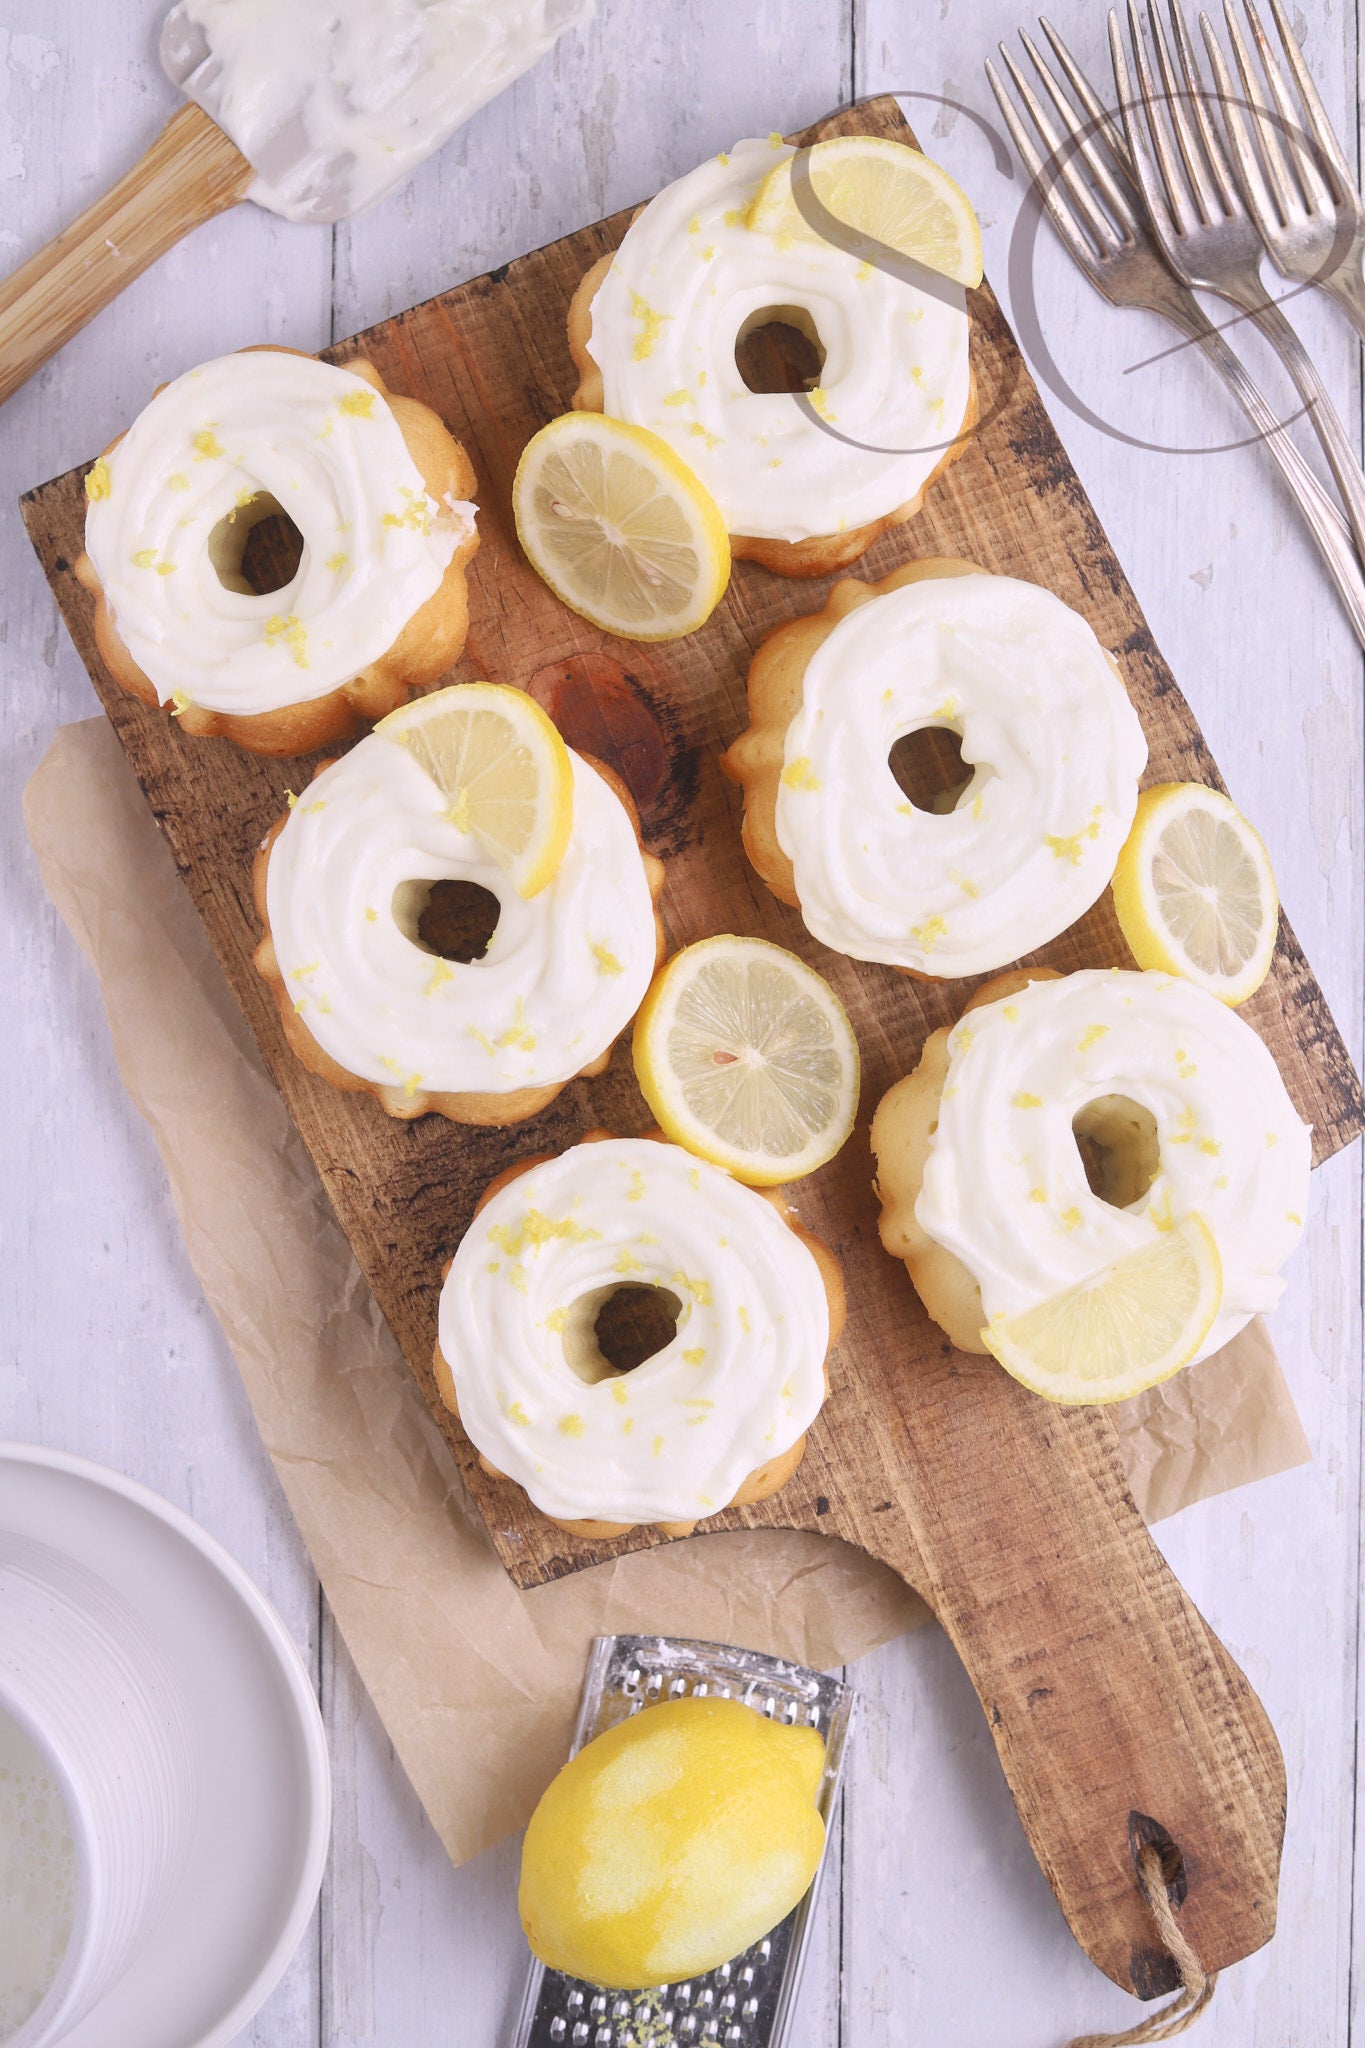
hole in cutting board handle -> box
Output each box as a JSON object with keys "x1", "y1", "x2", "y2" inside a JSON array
[
  {"x1": 1127, "y1": 1811, "x2": 1187, "y2": 1905},
  {"x1": 1125, "y1": 1814, "x2": 1189, "y2": 2000}
]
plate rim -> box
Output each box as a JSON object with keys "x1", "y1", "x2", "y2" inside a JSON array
[{"x1": 0, "y1": 1439, "x2": 332, "y2": 2048}]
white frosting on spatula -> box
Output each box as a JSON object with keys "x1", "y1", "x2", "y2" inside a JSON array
[{"x1": 161, "y1": 0, "x2": 595, "y2": 222}]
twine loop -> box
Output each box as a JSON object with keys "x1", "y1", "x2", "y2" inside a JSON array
[{"x1": 1066, "y1": 1842, "x2": 1218, "y2": 2047}]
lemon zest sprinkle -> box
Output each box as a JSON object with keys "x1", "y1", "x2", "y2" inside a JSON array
[
  {"x1": 781, "y1": 756, "x2": 820, "y2": 792},
  {"x1": 488, "y1": 1210, "x2": 601, "y2": 1258},
  {"x1": 629, "y1": 291, "x2": 670, "y2": 360},
  {"x1": 264, "y1": 613, "x2": 309, "y2": 667},
  {"x1": 672, "y1": 1270, "x2": 712, "y2": 1306}
]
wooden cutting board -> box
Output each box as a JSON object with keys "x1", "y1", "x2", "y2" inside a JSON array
[{"x1": 22, "y1": 95, "x2": 1362, "y2": 2004}]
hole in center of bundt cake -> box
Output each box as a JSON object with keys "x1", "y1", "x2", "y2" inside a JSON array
[
  {"x1": 207, "y1": 492, "x2": 306, "y2": 597},
  {"x1": 391, "y1": 879, "x2": 501, "y2": 962},
  {"x1": 1072, "y1": 1096, "x2": 1162, "y2": 1210},
  {"x1": 888, "y1": 727, "x2": 974, "y2": 814},
  {"x1": 735, "y1": 304, "x2": 827, "y2": 394},
  {"x1": 561, "y1": 1285, "x2": 685, "y2": 1384}
]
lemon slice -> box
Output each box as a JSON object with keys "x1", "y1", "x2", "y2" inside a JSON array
[
  {"x1": 632, "y1": 935, "x2": 859, "y2": 1185},
  {"x1": 512, "y1": 412, "x2": 731, "y2": 641},
  {"x1": 982, "y1": 1215, "x2": 1222, "y2": 1405},
  {"x1": 747, "y1": 135, "x2": 983, "y2": 287},
  {"x1": 376, "y1": 682, "x2": 573, "y2": 898},
  {"x1": 1111, "y1": 783, "x2": 1279, "y2": 1006}
]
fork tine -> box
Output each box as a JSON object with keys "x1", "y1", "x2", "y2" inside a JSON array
[
  {"x1": 1199, "y1": 9, "x2": 1286, "y2": 230},
  {"x1": 1038, "y1": 16, "x2": 1132, "y2": 168},
  {"x1": 1145, "y1": 0, "x2": 1225, "y2": 223},
  {"x1": 1262, "y1": 0, "x2": 1359, "y2": 198},
  {"x1": 985, "y1": 57, "x2": 1106, "y2": 277},
  {"x1": 1018, "y1": 27, "x2": 1138, "y2": 233},
  {"x1": 1213, "y1": 1, "x2": 1302, "y2": 226},
  {"x1": 1109, "y1": 4, "x2": 1185, "y2": 241},
  {"x1": 1166, "y1": 0, "x2": 1243, "y2": 212},
  {"x1": 986, "y1": 49, "x2": 1117, "y2": 265},
  {"x1": 1242, "y1": 0, "x2": 1334, "y2": 213}
]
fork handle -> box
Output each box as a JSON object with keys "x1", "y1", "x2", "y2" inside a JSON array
[
  {"x1": 1321, "y1": 259, "x2": 1365, "y2": 349},
  {"x1": 1229, "y1": 285, "x2": 1365, "y2": 574},
  {"x1": 1169, "y1": 300, "x2": 1365, "y2": 645}
]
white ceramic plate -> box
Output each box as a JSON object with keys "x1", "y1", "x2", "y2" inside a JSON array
[{"x1": 0, "y1": 1443, "x2": 331, "y2": 2048}]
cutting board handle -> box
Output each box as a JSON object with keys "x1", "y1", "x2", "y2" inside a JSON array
[
  {"x1": 0, "y1": 104, "x2": 251, "y2": 408},
  {"x1": 841, "y1": 1354, "x2": 1286, "y2": 1996}
]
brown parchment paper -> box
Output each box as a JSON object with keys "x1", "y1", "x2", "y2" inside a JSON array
[{"x1": 23, "y1": 719, "x2": 1312, "y2": 1868}]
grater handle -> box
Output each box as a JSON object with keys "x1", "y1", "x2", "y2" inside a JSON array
[{"x1": 839, "y1": 1352, "x2": 1285, "y2": 1996}]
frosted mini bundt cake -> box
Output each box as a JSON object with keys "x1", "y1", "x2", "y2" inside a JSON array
[
  {"x1": 568, "y1": 135, "x2": 976, "y2": 577},
  {"x1": 254, "y1": 684, "x2": 665, "y2": 1124},
  {"x1": 722, "y1": 561, "x2": 1147, "y2": 976},
  {"x1": 78, "y1": 347, "x2": 478, "y2": 755},
  {"x1": 872, "y1": 967, "x2": 1311, "y2": 1402},
  {"x1": 435, "y1": 1133, "x2": 845, "y2": 1536}
]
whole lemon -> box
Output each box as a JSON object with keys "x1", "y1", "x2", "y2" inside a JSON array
[{"x1": 519, "y1": 1695, "x2": 826, "y2": 1989}]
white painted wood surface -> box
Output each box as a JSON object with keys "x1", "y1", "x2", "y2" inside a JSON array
[{"x1": 0, "y1": 3, "x2": 1359, "y2": 2041}]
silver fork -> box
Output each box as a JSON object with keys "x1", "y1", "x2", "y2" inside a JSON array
[
  {"x1": 1200, "y1": 0, "x2": 1365, "y2": 339},
  {"x1": 1110, "y1": 0, "x2": 1365, "y2": 571},
  {"x1": 985, "y1": 24, "x2": 1365, "y2": 645}
]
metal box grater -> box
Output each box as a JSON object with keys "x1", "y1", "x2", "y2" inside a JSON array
[{"x1": 509, "y1": 1633, "x2": 857, "y2": 2048}]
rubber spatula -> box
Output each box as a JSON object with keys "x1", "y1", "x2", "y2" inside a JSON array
[{"x1": 0, "y1": 0, "x2": 592, "y2": 408}]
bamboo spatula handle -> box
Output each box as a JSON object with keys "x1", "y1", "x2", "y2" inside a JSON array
[{"x1": 0, "y1": 104, "x2": 252, "y2": 408}]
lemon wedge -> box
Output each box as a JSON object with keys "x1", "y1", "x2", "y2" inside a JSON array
[
  {"x1": 376, "y1": 682, "x2": 573, "y2": 899},
  {"x1": 632, "y1": 935, "x2": 859, "y2": 1185},
  {"x1": 982, "y1": 1215, "x2": 1222, "y2": 1405},
  {"x1": 519, "y1": 1695, "x2": 826, "y2": 1990},
  {"x1": 1112, "y1": 782, "x2": 1279, "y2": 1006},
  {"x1": 513, "y1": 412, "x2": 731, "y2": 640},
  {"x1": 747, "y1": 135, "x2": 983, "y2": 287}
]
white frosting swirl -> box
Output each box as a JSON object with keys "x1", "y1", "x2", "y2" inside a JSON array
[
  {"x1": 916, "y1": 970, "x2": 1312, "y2": 1361},
  {"x1": 775, "y1": 573, "x2": 1147, "y2": 974},
  {"x1": 265, "y1": 741, "x2": 657, "y2": 1098},
  {"x1": 83, "y1": 351, "x2": 473, "y2": 717},
  {"x1": 162, "y1": 0, "x2": 595, "y2": 224},
  {"x1": 585, "y1": 137, "x2": 971, "y2": 543},
  {"x1": 439, "y1": 1138, "x2": 830, "y2": 1524}
]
